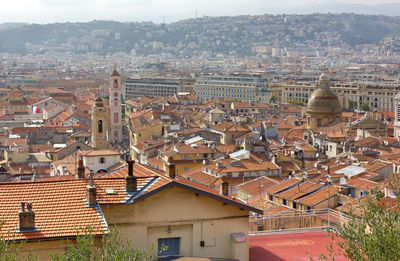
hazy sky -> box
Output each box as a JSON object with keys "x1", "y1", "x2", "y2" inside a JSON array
[{"x1": 1, "y1": 0, "x2": 400, "y2": 24}]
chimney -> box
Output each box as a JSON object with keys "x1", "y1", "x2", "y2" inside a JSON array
[
  {"x1": 19, "y1": 202, "x2": 35, "y2": 231},
  {"x1": 168, "y1": 156, "x2": 176, "y2": 179},
  {"x1": 86, "y1": 173, "x2": 97, "y2": 206},
  {"x1": 125, "y1": 160, "x2": 137, "y2": 192},
  {"x1": 77, "y1": 157, "x2": 85, "y2": 179},
  {"x1": 221, "y1": 179, "x2": 229, "y2": 196}
]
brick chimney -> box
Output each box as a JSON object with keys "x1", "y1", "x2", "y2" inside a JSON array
[
  {"x1": 77, "y1": 156, "x2": 85, "y2": 179},
  {"x1": 19, "y1": 202, "x2": 35, "y2": 231},
  {"x1": 125, "y1": 160, "x2": 137, "y2": 192},
  {"x1": 221, "y1": 179, "x2": 229, "y2": 196},
  {"x1": 167, "y1": 156, "x2": 175, "y2": 179},
  {"x1": 86, "y1": 173, "x2": 97, "y2": 205}
]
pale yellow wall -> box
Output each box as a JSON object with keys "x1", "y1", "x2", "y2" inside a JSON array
[
  {"x1": 16, "y1": 238, "x2": 79, "y2": 261},
  {"x1": 162, "y1": 153, "x2": 211, "y2": 175},
  {"x1": 103, "y1": 186, "x2": 250, "y2": 260},
  {"x1": 134, "y1": 124, "x2": 162, "y2": 145},
  {"x1": 6, "y1": 150, "x2": 29, "y2": 163}
]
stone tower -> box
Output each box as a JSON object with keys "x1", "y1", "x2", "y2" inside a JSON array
[
  {"x1": 109, "y1": 69, "x2": 122, "y2": 143},
  {"x1": 91, "y1": 97, "x2": 108, "y2": 149},
  {"x1": 394, "y1": 93, "x2": 400, "y2": 138}
]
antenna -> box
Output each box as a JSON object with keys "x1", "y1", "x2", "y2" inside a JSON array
[{"x1": 195, "y1": 9, "x2": 198, "y2": 19}]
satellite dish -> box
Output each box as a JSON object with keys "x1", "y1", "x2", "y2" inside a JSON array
[{"x1": 340, "y1": 177, "x2": 346, "y2": 185}]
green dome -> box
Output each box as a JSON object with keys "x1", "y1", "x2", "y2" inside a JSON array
[{"x1": 306, "y1": 89, "x2": 341, "y2": 114}]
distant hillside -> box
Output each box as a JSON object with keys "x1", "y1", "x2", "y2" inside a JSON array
[{"x1": 0, "y1": 13, "x2": 400, "y2": 56}]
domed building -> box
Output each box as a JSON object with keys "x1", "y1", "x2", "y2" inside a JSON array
[{"x1": 306, "y1": 74, "x2": 342, "y2": 129}]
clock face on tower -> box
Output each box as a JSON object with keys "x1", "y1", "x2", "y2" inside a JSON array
[{"x1": 114, "y1": 92, "x2": 118, "y2": 97}]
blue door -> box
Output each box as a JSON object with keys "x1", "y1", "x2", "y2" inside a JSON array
[{"x1": 158, "y1": 237, "x2": 180, "y2": 256}]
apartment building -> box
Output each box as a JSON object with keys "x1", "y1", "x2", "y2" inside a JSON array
[
  {"x1": 278, "y1": 81, "x2": 398, "y2": 112},
  {"x1": 194, "y1": 75, "x2": 270, "y2": 103},
  {"x1": 124, "y1": 77, "x2": 194, "y2": 98}
]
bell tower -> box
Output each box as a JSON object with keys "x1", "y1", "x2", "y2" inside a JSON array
[
  {"x1": 109, "y1": 69, "x2": 122, "y2": 143},
  {"x1": 91, "y1": 97, "x2": 108, "y2": 149}
]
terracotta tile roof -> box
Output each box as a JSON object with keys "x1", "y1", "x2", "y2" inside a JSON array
[
  {"x1": 0, "y1": 180, "x2": 108, "y2": 241},
  {"x1": 237, "y1": 176, "x2": 279, "y2": 196},
  {"x1": 247, "y1": 195, "x2": 277, "y2": 210},
  {"x1": 296, "y1": 185, "x2": 339, "y2": 207},
  {"x1": 99, "y1": 163, "x2": 163, "y2": 179},
  {"x1": 262, "y1": 205, "x2": 292, "y2": 216},
  {"x1": 80, "y1": 149, "x2": 120, "y2": 157},
  {"x1": 347, "y1": 176, "x2": 379, "y2": 191},
  {"x1": 205, "y1": 157, "x2": 280, "y2": 173},
  {"x1": 277, "y1": 160, "x2": 302, "y2": 173},
  {"x1": 379, "y1": 111, "x2": 395, "y2": 118},
  {"x1": 99, "y1": 163, "x2": 262, "y2": 214},
  {"x1": 211, "y1": 122, "x2": 249, "y2": 133},
  {"x1": 360, "y1": 160, "x2": 392, "y2": 173},
  {"x1": 353, "y1": 136, "x2": 380, "y2": 148},
  {"x1": 297, "y1": 142, "x2": 317, "y2": 152},
  {"x1": 266, "y1": 178, "x2": 301, "y2": 195},
  {"x1": 277, "y1": 182, "x2": 322, "y2": 200},
  {"x1": 5, "y1": 138, "x2": 27, "y2": 146}
]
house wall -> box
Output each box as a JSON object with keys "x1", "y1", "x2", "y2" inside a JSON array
[
  {"x1": 83, "y1": 154, "x2": 120, "y2": 173},
  {"x1": 133, "y1": 124, "x2": 162, "y2": 146},
  {"x1": 103, "y1": 186, "x2": 250, "y2": 261},
  {"x1": 53, "y1": 142, "x2": 93, "y2": 161}
]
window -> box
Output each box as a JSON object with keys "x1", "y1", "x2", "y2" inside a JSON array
[
  {"x1": 158, "y1": 237, "x2": 180, "y2": 256},
  {"x1": 114, "y1": 112, "x2": 119, "y2": 124},
  {"x1": 98, "y1": 120, "x2": 103, "y2": 133},
  {"x1": 99, "y1": 157, "x2": 106, "y2": 164},
  {"x1": 114, "y1": 79, "x2": 118, "y2": 88}
]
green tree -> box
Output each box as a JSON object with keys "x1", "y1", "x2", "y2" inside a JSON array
[
  {"x1": 313, "y1": 175, "x2": 400, "y2": 260},
  {"x1": 360, "y1": 102, "x2": 370, "y2": 111},
  {"x1": 270, "y1": 95, "x2": 277, "y2": 103},
  {"x1": 287, "y1": 100, "x2": 305, "y2": 106},
  {"x1": 0, "y1": 222, "x2": 35, "y2": 261},
  {"x1": 50, "y1": 227, "x2": 160, "y2": 261},
  {"x1": 1, "y1": 224, "x2": 160, "y2": 261},
  {"x1": 348, "y1": 100, "x2": 357, "y2": 111}
]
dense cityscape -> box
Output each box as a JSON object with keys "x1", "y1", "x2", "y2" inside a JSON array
[{"x1": 1, "y1": 8, "x2": 400, "y2": 261}]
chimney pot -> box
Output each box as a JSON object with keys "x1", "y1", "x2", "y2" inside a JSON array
[
  {"x1": 77, "y1": 157, "x2": 85, "y2": 179},
  {"x1": 221, "y1": 180, "x2": 229, "y2": 196},
  {"x1": 19, "y1": 202, "x2": 35, "y2": 231},
  {"x1": 125, "y1": 160, "x2": 137, "y2": 192},
  {"x1": 86, "y1": 173, "x2": 97, "y2": 205},
  {"x1": 127, "y1": 160, "x2": 135, "y2": 177},
  {"x1": 167, "y1": 156, "x2": 176, "y2": 179}
]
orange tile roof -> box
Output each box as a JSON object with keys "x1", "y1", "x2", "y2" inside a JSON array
[
  {"x1": 80, "y1": 149, "x2": 120, "y2": 157},
  {"x1": 205, "y1": 157, "x2": 280, "y2": 173},
  {"x1": 237, "y1": 176, "x2": 279, "y2": 196},
  {"x1": 99, "y1": 163, "x2": 262, "y2": 213},
  {"x1": 277, "y1": 182, "x2": 322, "y2": 200},
  {"x1": 296, "y1": 185, "x2": 339, "y2": 207},
  {"x1": 0, "y1": 180, "x2": 108, "y2": 241},
  {"x1": 266, "y1": 178, "x2": 301, "y2": 195}
]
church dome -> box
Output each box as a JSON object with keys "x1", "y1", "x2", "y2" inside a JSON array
[{"x1": 306, "y1": 88, "x2": 341, "y2": 114}]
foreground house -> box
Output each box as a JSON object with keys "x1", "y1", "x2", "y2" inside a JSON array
[{"x1": 0, "y1": 161, "x2": 260, "y2": 261}]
